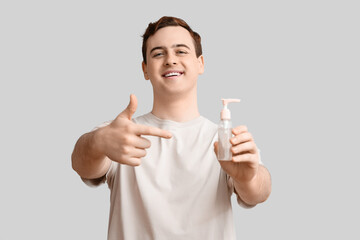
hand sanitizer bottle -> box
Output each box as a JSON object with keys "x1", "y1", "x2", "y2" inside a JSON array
[{"x1": 218, "y1": 98, "x2": 240, "y2": 161}]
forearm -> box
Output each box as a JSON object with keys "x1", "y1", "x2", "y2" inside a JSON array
[
  {"x1": 233, "y1": 165, "x2": 272, "y2": 206},
  {"x1": 71, "y1": 130, "x2": 111, "y2": 179}
]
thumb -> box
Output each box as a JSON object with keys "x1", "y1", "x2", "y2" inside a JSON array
[{"x1": 118, "y1": 94, "x2": 138, "y2": 120}]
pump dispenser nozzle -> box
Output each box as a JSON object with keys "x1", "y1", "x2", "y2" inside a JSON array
[
  {"x1": 221, "y1": 99, "x2": 240, "y2": 120},
  {"x1": 218, "y1": 98, "x2": 241, "y2": 161}
]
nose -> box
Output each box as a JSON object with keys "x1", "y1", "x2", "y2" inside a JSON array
[{"x1": 164, "y1": 53, "x2": 177, "y2": 66}]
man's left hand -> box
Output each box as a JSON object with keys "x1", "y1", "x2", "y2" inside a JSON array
[{"x1": 214, "y1": 125, "x2": 260, "y2": 183}]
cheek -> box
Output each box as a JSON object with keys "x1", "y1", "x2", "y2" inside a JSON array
[
  {"x1": 188, "y1": 60, "x2": 202, "y2": 74},
  {"x1": 146, "y1": 65, "x2": 157, "y2": 76}
]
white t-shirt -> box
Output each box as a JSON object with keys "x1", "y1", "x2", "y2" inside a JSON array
[{"x1": 85, "y1": 113, "x2": 255, "y2": 240}]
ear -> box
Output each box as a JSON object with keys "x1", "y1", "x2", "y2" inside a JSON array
[
  {"x1": 198, "y1": 55, "x2": 205, "y2": 75},
  {"x1": 142, "y1": 61, "x2": 150, "y2": 80}
]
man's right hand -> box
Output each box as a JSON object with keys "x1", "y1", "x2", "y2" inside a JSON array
[{"x1": 94, "y1": 94, "x2": 172, "y2": 166}]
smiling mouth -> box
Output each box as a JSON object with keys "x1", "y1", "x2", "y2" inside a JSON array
[{"x1": 162, "y1": 71, "x2": 184, "y2": 78}]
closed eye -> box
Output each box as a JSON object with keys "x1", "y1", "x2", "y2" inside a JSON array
[
  {"x1": 152, "y1": 52, "x2": 164, "y2": 57},
  {"x1": 176, "y1": 50, "x2": 188, "y2": 55}
]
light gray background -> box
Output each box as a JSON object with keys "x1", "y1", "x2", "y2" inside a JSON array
[{"x1": 1, "y1": 0, "x2": 359, "y2": 239}]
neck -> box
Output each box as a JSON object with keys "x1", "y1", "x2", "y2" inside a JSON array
[{"x1": 151, "y1": 88, "x2": 200, "y2": 122}]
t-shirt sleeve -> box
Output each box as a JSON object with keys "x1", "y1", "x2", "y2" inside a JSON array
[
  {"x1": 226, "y1": 148, "x2": 264, "y2": 208},
  {"x1": 81, "y1": 161, "x2": 117, "y2": 188},
  {"x1": 80, "y1": 121, "x2": 117, "y2": 188}
]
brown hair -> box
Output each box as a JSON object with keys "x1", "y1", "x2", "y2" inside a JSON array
[{"x1": 142, "y1": 16, "x2": 202, "y2": 64}]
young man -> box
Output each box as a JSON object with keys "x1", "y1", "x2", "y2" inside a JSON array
[{"x1": 72, "y1": 16, "x2": 271, "y2": 240}]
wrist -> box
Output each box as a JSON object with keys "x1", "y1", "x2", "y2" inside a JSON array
[
  {"x1": 233, "y1": 172, "x2": 262, "y2": 205},
  {"x1": 234, "y1": 172, "x2": 259, "y2": 192}
]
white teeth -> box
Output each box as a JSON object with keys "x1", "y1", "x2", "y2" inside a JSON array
[{"x1": 165, "y1": 72, "x2": 181, "y2": 77}]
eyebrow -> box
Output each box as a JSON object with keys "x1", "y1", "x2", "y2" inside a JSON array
[{"x1": 149, "y1": 44, "x2": 191, "y2": 54}]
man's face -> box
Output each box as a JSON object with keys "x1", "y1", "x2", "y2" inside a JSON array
[{"x1": 142, "y1": 26, "x2": 204, "y2": 96}]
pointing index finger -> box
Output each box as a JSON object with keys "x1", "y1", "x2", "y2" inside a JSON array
[{"x1": 135, "y1": 124, "x2": 172, "y2": 139}]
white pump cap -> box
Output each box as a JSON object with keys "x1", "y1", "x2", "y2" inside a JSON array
[{"x1": 221, "y1": 99, "x2": 240, "y2": 120}]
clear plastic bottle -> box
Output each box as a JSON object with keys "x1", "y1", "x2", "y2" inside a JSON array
[{"x1": 218, "y1": 99, "x2": 240, "y2": 161}]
